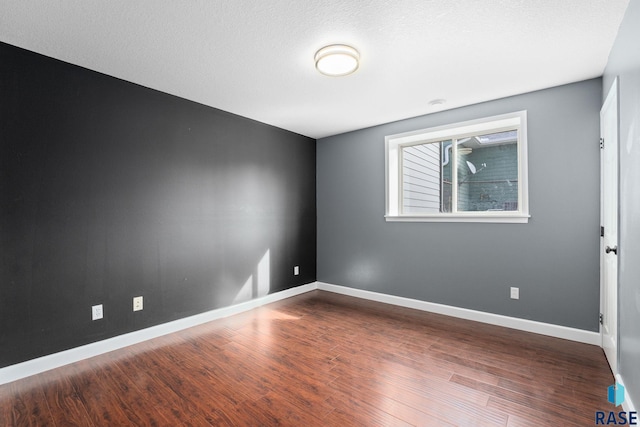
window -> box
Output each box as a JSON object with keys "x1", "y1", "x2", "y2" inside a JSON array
[{"x1": 385, "y1": 111, "x2": 529, "y2": 223}]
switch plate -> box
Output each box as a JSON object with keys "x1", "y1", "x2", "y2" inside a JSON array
[
  {"x1": 92, "y1": 304, "x2": 103, "y2": 320},
  {"x1": 133, "y1": 296, "x2": 143, "y2": 311},
  {"x1": 510, "y1": 287, "x2": 520, "y2": 300},
  {"x1": 294, "y1": 266, "x2": 299, "y2": 276}
]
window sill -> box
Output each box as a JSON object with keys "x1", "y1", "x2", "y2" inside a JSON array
[{"x1": 384, "y1": 214, "x2": 530, "y2": 223}]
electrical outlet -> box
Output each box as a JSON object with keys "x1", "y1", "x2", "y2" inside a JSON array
[
  {"x1": 133, "y1": 296, "x2": 143, "y2": 311},
  {"x1": 510, "y1": 287, "x2": 520, "y2": 300},
  {"x1": 294, "y1": 265, "x2": 300, "y2": 276},
  {"x1": 92, "y1": 304, "x2": 103, "y2": 320}
]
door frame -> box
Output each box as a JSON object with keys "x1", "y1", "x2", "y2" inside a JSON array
[{"x1": 600, "y1": 76, "x2": 619, "y2": 374}]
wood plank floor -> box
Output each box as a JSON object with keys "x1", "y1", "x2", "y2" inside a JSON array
[{"x1": 0, "y1": 290, "x2": 614, "y2": 426}]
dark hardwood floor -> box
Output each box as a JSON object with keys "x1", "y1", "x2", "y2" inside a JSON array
[{"x1": 0, "y1": 290, "x2": 614, "y2": 426}]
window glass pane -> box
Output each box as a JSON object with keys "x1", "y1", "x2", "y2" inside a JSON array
[
  {"x1": 401, "y1": 140, "x2": 451, "y2": 213},
  {"x1": 386, "y1": 111, "x2": 527, "y2": 222},
  {"x1": 456, "y1": 131, "x2": 518, "y2": 212}
]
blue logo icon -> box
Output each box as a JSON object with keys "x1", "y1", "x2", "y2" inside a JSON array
[
  {"x1": 596, "y1": 384, "x2": 637, "y2": 425},
  {"x1": 608, "y1": 382, "x2": 625, "y2": 406}
]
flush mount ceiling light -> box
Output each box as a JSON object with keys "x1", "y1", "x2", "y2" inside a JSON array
[{"x1": 314, "y1": 44, "x2": 360, "y2": 77}]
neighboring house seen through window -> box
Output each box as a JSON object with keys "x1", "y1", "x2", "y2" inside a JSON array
[{"x1": 385, "y1": 111, "x2": 529, "y2": 223}]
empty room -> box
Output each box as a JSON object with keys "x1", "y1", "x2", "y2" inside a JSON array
[{"x1": 1, "y1": 1, "x2": 639, "y2": 425}]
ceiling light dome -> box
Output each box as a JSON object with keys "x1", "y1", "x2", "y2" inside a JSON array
[{"x1": 315, "y1": 44, "x2": 359, "y2": 77}]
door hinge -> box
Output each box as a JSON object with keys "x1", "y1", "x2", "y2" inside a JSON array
[
  {"x1": 601, "y1": 226, "x2": 605, "y2": 237},
  {"x1": 600, "y1": 138, "x2": 604, "y2": 149},
  {"x1": 599, "y1": 313, "x2": 604, "y2": 325}
]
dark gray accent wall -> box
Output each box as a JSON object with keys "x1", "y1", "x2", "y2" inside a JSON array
[
  {"x1": 603, "y1": 0, "x2": 640, "y2": 408},
  {"x1": 0, "y1": 42, "x2": 316, "y2": 368},
  {"x1": 318, "y1": 79, "x2": 601, "y2": 331}
]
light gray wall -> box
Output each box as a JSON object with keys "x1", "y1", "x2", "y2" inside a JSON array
[
  {"x1": 603, "y1": 0, "x2": 640, "y2": 409},
  {"x1": 317, "y1": 78, "x2": 602, "y2": 331}
]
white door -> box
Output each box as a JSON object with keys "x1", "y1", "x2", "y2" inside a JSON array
[{"x1": 601, "y1": 77, "x2": 619, "y2": 374}]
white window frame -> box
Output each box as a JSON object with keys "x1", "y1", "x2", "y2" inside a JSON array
[{"x1": 385, "y1": 111, "x2": 529, "y2": 223}]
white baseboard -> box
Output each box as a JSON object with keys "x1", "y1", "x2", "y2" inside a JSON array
[
  {"x1": 1, "y1": 280, "x2": 603, "y2": 386},
  {"x1": 317, "y1": 282, "x2": 601, "y2": 346},
  {"x1": 0, "y1": 283, "x2": 316, "y2": 386},
  {"x1": 617, "y1": 374, "x2": 638, "y2": 413}
]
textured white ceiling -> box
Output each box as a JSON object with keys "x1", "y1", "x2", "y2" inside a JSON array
[{"x1": 0, "y1": 0, "x2": 630, "y2": 138}]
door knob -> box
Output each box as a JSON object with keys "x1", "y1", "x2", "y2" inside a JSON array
[{"x1": 605, "y1": 245, "x2": 618, "y2": 255}]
